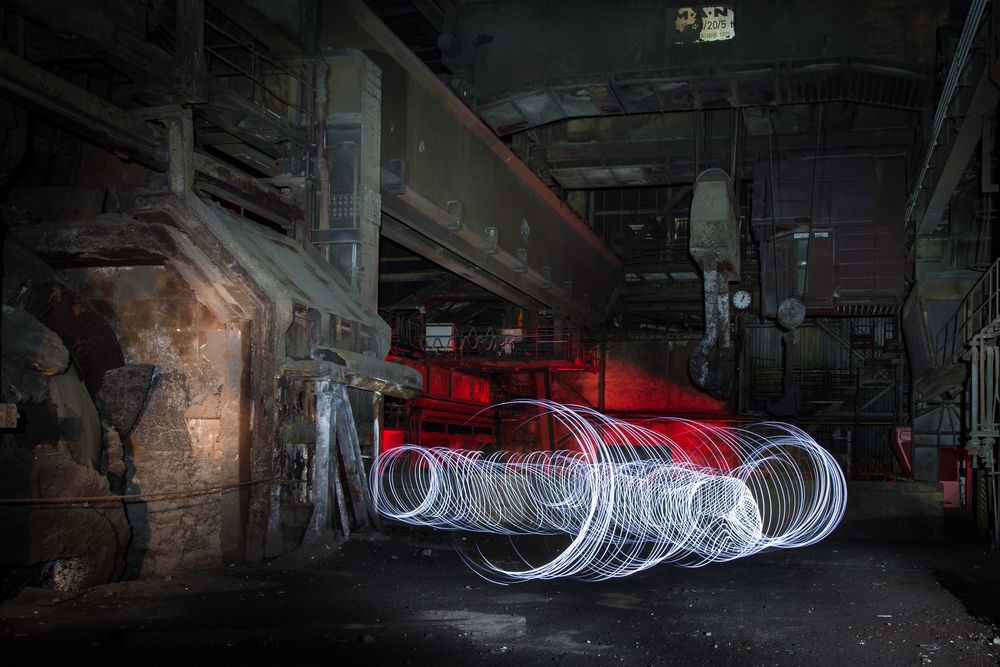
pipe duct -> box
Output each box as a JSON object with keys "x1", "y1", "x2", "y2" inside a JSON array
[{"x1": 688, "y1": 169, "x2": 740, "y2": 397}]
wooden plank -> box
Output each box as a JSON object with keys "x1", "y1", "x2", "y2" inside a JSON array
[
  {"x1": 346, "y1": 387, "x2": 383, "y2": 530},
  {"x1": 332, "y1": 384, "x2": 373, "y2": 529},
  {"x1": 306, "y1": 380, "x2": 332, "y2": 540},
  {"x1": 330, "y1": 449, "x2": 352, "y2": 541},
  {"x1": 342, "y1": 385, "x2": 382, "y2": 530}
]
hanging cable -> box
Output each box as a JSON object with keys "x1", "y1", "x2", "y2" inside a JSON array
[
  {"x1": 801, "y1": 104, "x2": 824, "y2": 300},
  {"x1": 729, "y1": 108, "x2": 738, "y2": 181},
  {"x1": 766, "y1": 107, "x2": 784, "y2": 300},
  {"x1": 0, "y1": 477, "x2": 297, "y2": 506},
  {"x1": 694, "y1": 109, "x2": 701, "y2": 176}
]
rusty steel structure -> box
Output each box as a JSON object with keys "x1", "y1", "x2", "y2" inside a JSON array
[{"x1": 0, "y1": 0, "x2": 998, "y2": 613}]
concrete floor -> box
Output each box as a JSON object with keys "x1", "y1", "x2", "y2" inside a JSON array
[{"x1": 2, "y1": 523, "x2": 1000, "y2": 666}]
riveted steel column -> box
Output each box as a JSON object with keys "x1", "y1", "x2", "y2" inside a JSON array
[{"x1": 316, "y1": 51, "x2": 383, "y2": 313}]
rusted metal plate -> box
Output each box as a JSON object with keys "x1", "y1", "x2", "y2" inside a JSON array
[
  {"x1": 752, "y1": 156, "x2": 906, "y2": 316},
  {"x1": 18, "y1": 280, "x2": 125, "y2": 395},
  {"x1": 0, "y1": 403, "x2": 18, "y2": 429},
  {"x1": 96, "y1": 364, "x2": 155, "y2": 437},
  {"x1": 332, "y1": 383, "x2": 373, "y2": 530}
]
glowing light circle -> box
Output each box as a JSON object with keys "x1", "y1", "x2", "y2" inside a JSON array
[{"x1": 370, "y1": 401, "x2": 847, "y2": 583}]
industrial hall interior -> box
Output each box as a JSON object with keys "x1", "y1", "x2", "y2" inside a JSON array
[{"x1": 1, "y1": 0, "x2": 1000, "y2": 664}]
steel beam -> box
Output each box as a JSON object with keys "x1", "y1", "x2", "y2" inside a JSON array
[
  {"x1": 379, "y1": 166, "x2": 579, "y2": 308},
  {"x1": 409, "y1": 0, "x2": 447, "y2": 33},
  {"x1": 2, "y1": 0, "x2": 309, "y2": 159},
  {"x1": 554, "y1": 127, "x2": 919, "y2": 158},
  {"x1": 193, "y1": 152, "x2": 303, "y2": 230},
  {"x1": 440, "y1": 0, "x2": 941, "y2": 134},
  {"x1": 322, "y1": 0, "x2": 623, "y2": 325},
  {"x1": 379, "y1": 270, "x2": 449, "y2": 283},
  {"x1": 197, "y1": 86, "x2": 310, "y2": 155},
  {"x1": 0, "y1": 50, "x2": 167, "y2": 169},
  {"x1": 0, "y1": 0, "x2": 166, "y2": 78},
  {"x1": 384, "y1": 277, "x2": 494, "y2": 310},
  {"x1": 380, "y1": 213, "x2": 548, "y2": 315},
  {"x1": 545, "y1": 127, "x2": 916, "y2": 188},
  {"x1": 915, "y1": 65, "x2": 1000, "y2": 234},
  {"x1": 0, "y1": 53, "x2": 304, "y2": 230}
]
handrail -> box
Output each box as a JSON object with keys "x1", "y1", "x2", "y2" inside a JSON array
[
  {"x1": 387, "y1": 314, "x2": 591, "y2": 363},
  {"x1": 425, "y1": 326, "x2": 583, "y2": 358},
  {"x1": 202, "y1": 4, "x2": 314, "y2": 123},
  {"x1": 936, "y1": 257, "x2": 1000, "y2": 363}
]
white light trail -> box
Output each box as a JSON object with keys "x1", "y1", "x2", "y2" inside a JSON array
[{"x1": 371, "y1": 400, "x2": 847, "y2": 583}]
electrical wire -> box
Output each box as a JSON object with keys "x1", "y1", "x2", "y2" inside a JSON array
[
  {"x1": 371, "y1": 400, "x2": 848, "y2": 583},
  {"x1": 801, "y1": 104, "x2": 823, "y2": 299},
  {"x1": 0, "y1": 477, "x2": 294, "y2": 506},
  {"x1": 766, "y1": 107, "x2": 785, "y2": 300}
]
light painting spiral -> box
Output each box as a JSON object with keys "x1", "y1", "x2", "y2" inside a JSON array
[{"x1": 371, "y1": 401, "x2": 847, "y2": 583}]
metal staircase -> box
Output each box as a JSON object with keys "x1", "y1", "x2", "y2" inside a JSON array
[
  {"x1": 936, "y1": 257, "x2": 1000, "y2": 365},
  {"x1": 814, "y1": 317, "x2": 900, "y2": 365},
  {"x1": 924, "y1": 257, "x2": 998, "y2": 542},
  {"x1": 945, "y1": 258, "x2": 1000, "y2": 467}
]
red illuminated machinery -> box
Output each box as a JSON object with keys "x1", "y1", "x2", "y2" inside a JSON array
[
  {"x1": 382, "y1": 428, "x2": 406, "y2": 451},
  {"x1": 384, "y1": 319, "x2": 597, "y2": 453},
  {"x1": 939, "y1": 447, "x2": 972, "y2": 510},
  {"x1": 382, "y1": 315, "x2": 754, "y2": 457},
  {"x1": 381, "y1": 351, "x2": 500, "y2": 452},
  {"x1": 892, "y1": 427, "x2": 971, "y2": 510},
  {"x1": 638, "y1": 420, "x2": 742, "y2": 471}
]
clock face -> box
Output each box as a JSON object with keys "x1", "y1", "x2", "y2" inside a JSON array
[{"x1": 733, "y1": 290, "x2": 752, "y2": 310}]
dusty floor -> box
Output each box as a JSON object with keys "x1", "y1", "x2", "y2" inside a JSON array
[{"x1": 2, "y1": 522, "x2": 1000, "y2": 666}]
